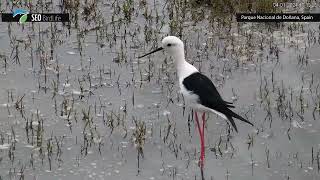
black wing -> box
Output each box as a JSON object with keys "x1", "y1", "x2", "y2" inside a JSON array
[{"x1": 182, "y1": 72, "x2": 253, "y2": 132}]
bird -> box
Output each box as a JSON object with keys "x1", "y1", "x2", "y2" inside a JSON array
[{"x1": 138, "y1": 36, "x2": 253, "y2": 169}]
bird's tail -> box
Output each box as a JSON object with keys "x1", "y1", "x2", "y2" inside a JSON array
[
  {"x1": 224, "y1": 101, "x2": 235, "y2": 108},
  {"x1": 226, "y1": 116, "x2": 239, "y2": 132},
  {"x1": 225, "y1": 109, "x2": 253, "y2": 132}
]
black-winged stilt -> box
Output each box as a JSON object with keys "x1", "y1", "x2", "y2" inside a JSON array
[{"x1": 138, "y1": 36, "x2": 253, "y2": 168}]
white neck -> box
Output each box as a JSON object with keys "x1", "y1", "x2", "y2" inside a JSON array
[{"x1": 171, "y1": 49, "x2": 198, "y2": 80}]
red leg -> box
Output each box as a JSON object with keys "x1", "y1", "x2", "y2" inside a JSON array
[
  {"x1": 201, "y1": 112, "x2": 206, "y2": 163},
  {"x1": 194, "y1": 111, "x2": 203, "y2": 142},
  {"x1": 200, "y1": 112, "x2": 206, "y2": 168},
  {"x1": 194, "y1": 111, "x2": 204, "y2": 168}
]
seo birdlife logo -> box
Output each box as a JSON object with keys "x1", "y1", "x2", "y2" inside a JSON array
[
  {"x1": 13, "y1": 9, "x2": 28, "y2": 24},
  {"x1": 1, "y1": 9, "x2": 69, "y2": 23}
]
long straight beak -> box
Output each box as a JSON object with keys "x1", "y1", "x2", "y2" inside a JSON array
[{"x1": 138, "y1": 47, "x2": 163, "y2": 58}]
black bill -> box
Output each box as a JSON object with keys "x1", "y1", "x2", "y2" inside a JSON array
[{"x1": 138, "y1": 47, "x2": 163, "y2": 58}]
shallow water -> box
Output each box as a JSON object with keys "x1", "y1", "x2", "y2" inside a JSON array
[{"x1": 1, "y1": 0, "x2": 320, "y2": 180}]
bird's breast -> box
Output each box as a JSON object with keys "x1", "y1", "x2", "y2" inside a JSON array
[{"x1": 179, "y1": 82, "x2": 199, "y2": 105}]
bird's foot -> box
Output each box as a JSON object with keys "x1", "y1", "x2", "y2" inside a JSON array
[
  {"x1": 198, "y1": 148, "x2": 205, "y2": 169},
  {"x1": 198, "y1": 158, "x2": 204, "y2": 169}
]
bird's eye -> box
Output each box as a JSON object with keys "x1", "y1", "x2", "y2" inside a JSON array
[{"x1": 167, "y1": 43, "x2": 172, "y2": 47}]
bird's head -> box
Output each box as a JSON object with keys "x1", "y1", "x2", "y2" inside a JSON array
[
  {"x1": 138, "y1": 36, "x2": 184, "y2": 59},
  {"x1": 161, "y1": 36, "x2": 184, "y2": 55}
]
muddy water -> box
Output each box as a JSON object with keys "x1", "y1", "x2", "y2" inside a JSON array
[{"x1": 1, "y1": 0, "x2": 320, "y2": 180}]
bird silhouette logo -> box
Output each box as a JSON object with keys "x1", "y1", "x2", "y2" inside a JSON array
[{"x1": 12, "y1": 9, "x2": 29, "y2": 24}]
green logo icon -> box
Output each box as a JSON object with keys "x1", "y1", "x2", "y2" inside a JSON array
[{"x1": 19, "y1": 14, "x2": 28, "y2": 24}]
